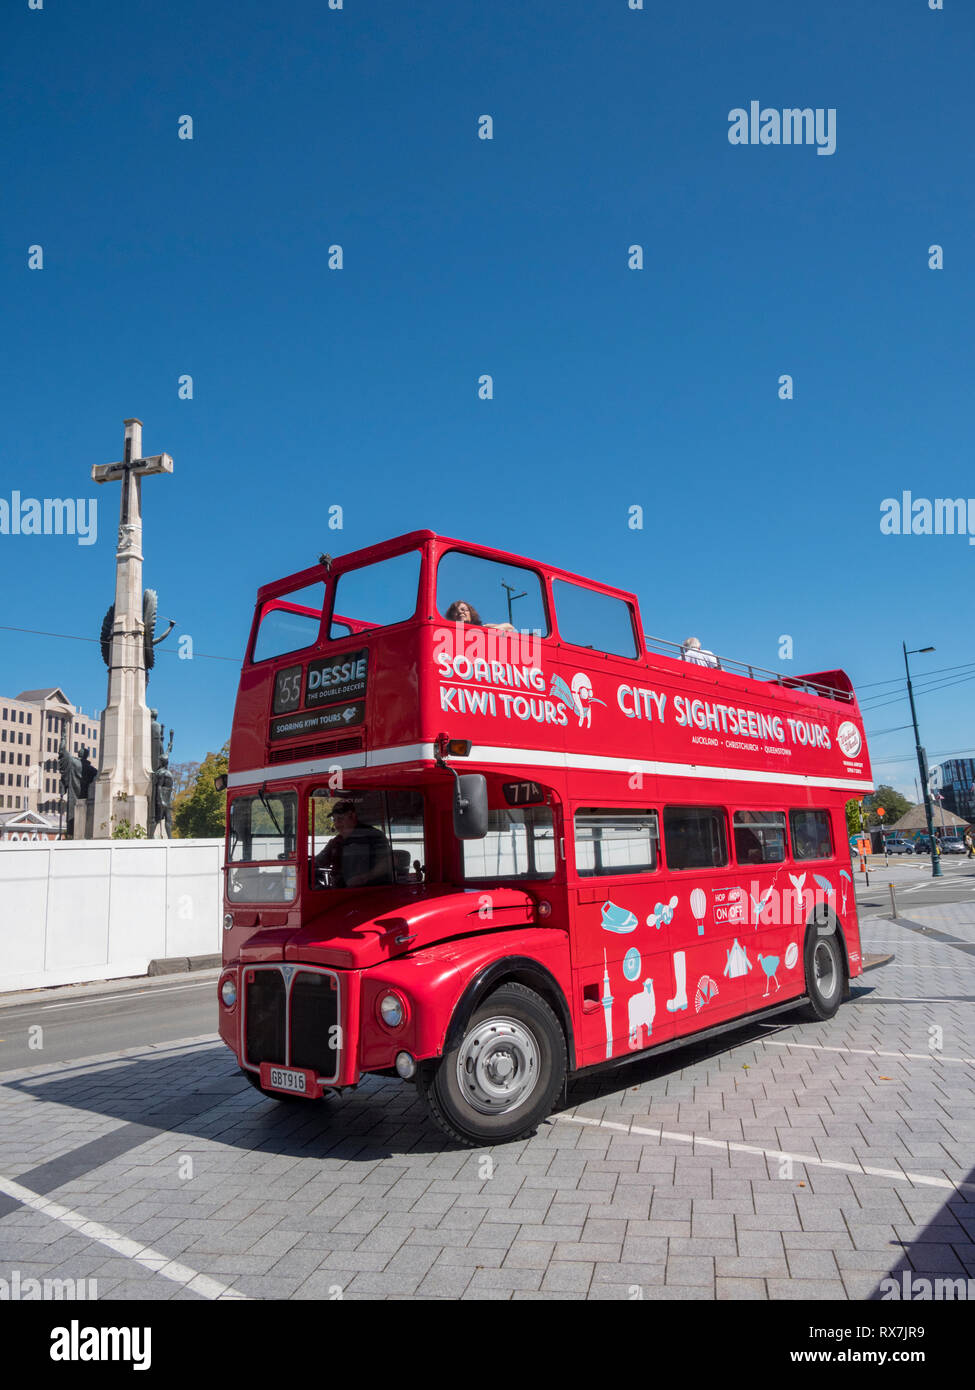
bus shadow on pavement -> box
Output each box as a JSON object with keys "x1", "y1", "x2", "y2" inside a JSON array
[
  {"x1": 866, "y1": 1162, "x2": 975, "y2": 1301},
  {"x1": 5, "y1": 1047, "x2": 450, "y2": 1165},
  {"x1": 557, "y1": 1009, "x2": 810, "y2": 1111}
]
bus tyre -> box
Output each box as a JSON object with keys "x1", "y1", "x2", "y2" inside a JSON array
[
  {"x1": 800, "y1": 929, "x2": 844, "y2": 1021},
  {"x1": 418, "y1": 982, "x2": 567, "y2": 1146}
]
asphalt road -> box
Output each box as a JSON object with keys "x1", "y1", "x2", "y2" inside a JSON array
[{"x1": 0, "y1": 975, "x2": 219, "y2": 1072}]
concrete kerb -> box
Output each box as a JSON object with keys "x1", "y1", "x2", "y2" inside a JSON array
[{"x1": 0, "y1": 963, "x2": 221, "y2": 1011}]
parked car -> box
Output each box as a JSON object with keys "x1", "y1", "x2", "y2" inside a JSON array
[
  {"x1": 884, "y1": 837, "x2": 915, "y2": 855},
  {"x1": 940, "y1": 838, "x2": 966, "y2": 854}
]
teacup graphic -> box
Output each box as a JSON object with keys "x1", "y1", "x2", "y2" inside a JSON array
[{"x1": 601, "y1": 901, "x2": 637, "y2": 933}]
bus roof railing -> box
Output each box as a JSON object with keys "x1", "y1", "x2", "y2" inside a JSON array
[{"x1": 641, "y1": 632, "x2": 855, "y2": 704}]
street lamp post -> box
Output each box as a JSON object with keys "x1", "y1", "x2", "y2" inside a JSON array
[{"x1": 903, "y1": 642, "x2": 942, "y2": 879}]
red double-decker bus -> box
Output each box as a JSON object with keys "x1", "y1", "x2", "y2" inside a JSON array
[{"x1": 218, "y1": 531, "x2": 873, "y2": 1144}]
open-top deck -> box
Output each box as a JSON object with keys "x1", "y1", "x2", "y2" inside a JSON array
[{"x1": 228, "y1": 530, "x2": 872, "y2": 800}]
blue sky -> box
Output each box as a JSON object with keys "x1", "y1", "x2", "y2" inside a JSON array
[{"x1": 1, "y1": 0, "x2": 971, "y2": 798}]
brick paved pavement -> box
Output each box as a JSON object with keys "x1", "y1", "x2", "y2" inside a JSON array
[{"x1": 0, "y1": 913, "x2": 973, "y2": 1300}]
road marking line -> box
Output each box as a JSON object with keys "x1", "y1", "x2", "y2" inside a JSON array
[
  {"x1": 556, "y1": 1115, "x2": 972, "y2": 1191},
  {"x1": 0, "y1": 1173, "x2": 249, "y2": 1299},
  {"x1": 762, "y1": 1040, "x2": 975, "y2": 1066},
  {"x1": 39, "y1": 982, "x2": 214, "y2": 1012}
]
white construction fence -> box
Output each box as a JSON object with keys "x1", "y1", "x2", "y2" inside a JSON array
[{"x1": 0, "y1": 838, "x2": 225, "y2": 994}]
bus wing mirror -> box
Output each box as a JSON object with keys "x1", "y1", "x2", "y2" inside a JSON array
[{"x1": 453, "y1": 774, "x2": 488, "y2": 840}]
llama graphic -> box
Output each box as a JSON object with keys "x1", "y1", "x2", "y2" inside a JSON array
[
  {"x1": 757, "y1": 953, "x2": 781, "y2": 997},
  {"x1": 627, "y1": 979, "x2": 656, "y2": 1048}
]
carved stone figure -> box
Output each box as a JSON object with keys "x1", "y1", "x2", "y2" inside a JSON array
[
  {"x1": 150, "y1": 709, "x2": 164, "y2": 773},
  {"x1": 79, "y1": 745, "x2": 97, "y2": 802},
  {"x1": 57, "y1": 736, "x2": 81, "y2": 836},
  {"x1": 152, "y1": 754, "x2": 174, "y2": 838}
]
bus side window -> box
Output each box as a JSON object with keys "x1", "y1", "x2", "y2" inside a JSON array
[
  {"x1": 733, "y1": 811, "x2": 786, "y2": 865},
  {"x1": 789, "y1": 809, "x2": 833, "y2": 861},
  {"x1": 663, "y1": 806, "x2": 729, "y2": 871},
  {"x1": 574, "y1": 808, "x2": 658, "y2": 876}
]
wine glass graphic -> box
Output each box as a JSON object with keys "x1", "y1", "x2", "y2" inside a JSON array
[{"x1": 690, "y1": 888, "x2": 707, "y2": 936}]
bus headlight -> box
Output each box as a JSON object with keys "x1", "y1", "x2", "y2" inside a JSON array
[
  {"x1": 379, "y1": 992, "x2": 406, "y2": 1028},
  {"x1": 220, "y1": 977, "x2": 237, "y2": 1009}
]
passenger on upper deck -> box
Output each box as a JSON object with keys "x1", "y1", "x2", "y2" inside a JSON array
[
  {"x1": 315, "y1": 800, "x2": 393, "y2": 888},
  {"x1": 682, "y1": 636, "x2": 720, "y2": 668},
  {"x1": 445, "y1": 599, "x2": 515, "y2": 632}
]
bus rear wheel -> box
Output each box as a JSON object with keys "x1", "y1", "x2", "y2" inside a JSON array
[
  {"x1": 418, "y1": 982, "x2": 567, "y2": 1146},
  {"x1": 800, "y1": 930, "x2": 844, "y2": 1021}
]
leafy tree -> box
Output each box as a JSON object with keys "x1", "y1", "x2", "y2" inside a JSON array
[
  {"x1": 860, "y1": 784, "x2": 912, "y2": 829},
  {"x1": 845, "y1": 800, "x2": 866, "y2": 836},
  {"x1": 169, "y1": 760, "x2": 201, "y2": 799},
  {"x1": 172, "y1": 742, "x2": 229, "y2": 839}
]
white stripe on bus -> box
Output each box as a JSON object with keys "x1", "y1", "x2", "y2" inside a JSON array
[{"x1": 228, "y1": 741, "x2": 874, "y2": 794}]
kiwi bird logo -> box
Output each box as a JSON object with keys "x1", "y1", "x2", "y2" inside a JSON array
[{"x1": 549, "y1": 672, "x2": 606, "y2": 727}]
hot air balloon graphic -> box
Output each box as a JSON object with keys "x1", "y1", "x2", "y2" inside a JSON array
[
  {"x1": 694, "y1": 975, "x2": 719, "y2": 1013},
  {"x1": 601, "y1": 901, "x2": 637, "y2": 934},
  {"x1": 839, "y1": 870, "x2": 852, "y2": 915},
  {"x1": 647, "y1": 896, "x2": 678, "y2": 931},
  {"x1": 757, "y1": 953, "x2": 781, "y2": 997},
  {"x1": 690, "y1": 888, "x2": 707, "y2": 936},
  {"x1": 723, "y1": 938, "x2": 752, "y2": 979}
]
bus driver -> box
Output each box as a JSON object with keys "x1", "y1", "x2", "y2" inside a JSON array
[{"x1": 315, "y1": 801, "x2": 393, "y2": 888}]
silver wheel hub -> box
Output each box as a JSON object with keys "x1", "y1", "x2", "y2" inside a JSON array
[
  {"x1": 813, "y1": 940, "x2": 837, "y2": 998},
  {"x1": 456, "y1": 1017, "x2": 540, "y2": 1115}
]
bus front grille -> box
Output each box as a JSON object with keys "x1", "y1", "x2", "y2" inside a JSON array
[
  {"x1": 290, "y1": 972, "x2": 339, "y2": 1075},
  {"x1": 243, "y1": 966, "x2": 340, "y2": 1081},
  {"x1": 268, "y1": 735, "x2": 363, "y2": 764}
]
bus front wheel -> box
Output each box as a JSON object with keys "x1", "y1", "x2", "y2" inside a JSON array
[
  {"x1": 418, "y1": 982, "x2": 567, "y2": 1146},
  {"x1": 800, "y1": 929, "x2": 844, "y2": 1021}
]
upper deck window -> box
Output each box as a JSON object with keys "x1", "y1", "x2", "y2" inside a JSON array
[
  {"x1": 552, "y1": 579, "x2": 638, "y2": 658},
  {"x1": 252, "y1": 583, "x2": 326, "y2": 663},
  {"x1": 329, "y1": 550, "x2": 421, "y2": 639},
  {"x1": 436, "y1": 551, "x2": 549, "y2": 635}
]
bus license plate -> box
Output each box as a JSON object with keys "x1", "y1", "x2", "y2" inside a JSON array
[{"x1": 260, "y1": 1063, "x2": 320, "y2": 1098}]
